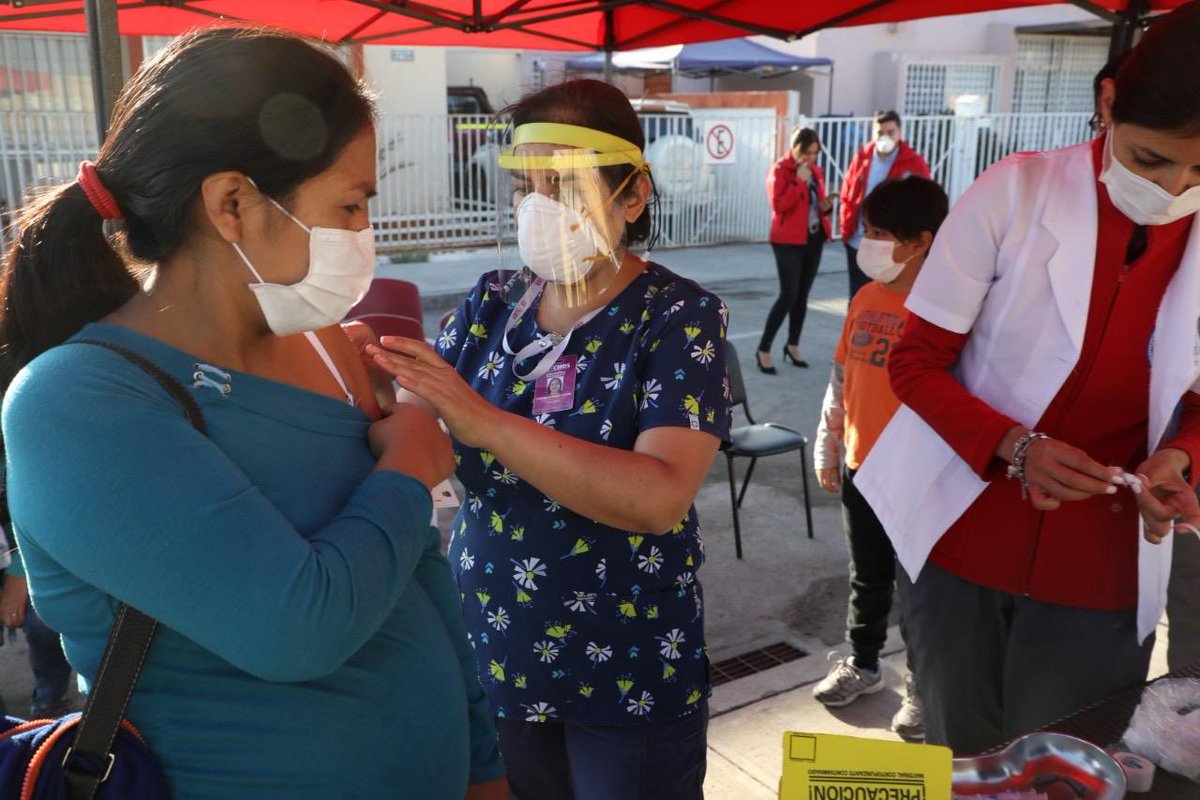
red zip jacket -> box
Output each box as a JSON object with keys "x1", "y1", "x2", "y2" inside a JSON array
[
  {"x1": 767, "y1": 154, "x2": 831, "y2": 245},
  {"x1": 888, "y1": 136, "x2": 1199, "y2": 610},
  {"x1": 838, "y1": 140, "x2": 930, "y2": 239}
]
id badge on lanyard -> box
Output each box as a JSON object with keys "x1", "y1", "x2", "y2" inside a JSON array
[
  {"x1": 502, "y1": 278, "x2": 603, "y2": 385},
  {"x1": 532, "y1": 355, "x2": 578, "y2": 414}
]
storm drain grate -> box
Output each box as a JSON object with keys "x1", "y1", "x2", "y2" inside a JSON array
[{"x1": 709, "y1": 642, "x2": 806, "y2": 687}]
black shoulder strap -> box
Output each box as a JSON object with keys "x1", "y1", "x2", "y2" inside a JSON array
[{"x1": 63, "y1": 339, "x2": 206, "y2": 799}]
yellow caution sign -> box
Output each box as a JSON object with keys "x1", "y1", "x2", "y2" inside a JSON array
[{"x1": 780, "y1": 732, "x2": 952, "y2": 800}]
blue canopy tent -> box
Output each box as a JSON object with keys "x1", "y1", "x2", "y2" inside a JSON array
[
  {"x1": 566, "y1": 37, "x2": 834, "y2": 107},
  {"x1": 566, "y1": 37, "x2": 831, "y2": 74}
]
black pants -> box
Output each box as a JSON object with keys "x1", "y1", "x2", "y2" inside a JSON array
[
  {"x1": 758, "y1": 231, "x2": 825, "y2": 352},
  {"x1": 844, "y1": 242, "x2": 870, "y2": 300},
  {"x1": 841, "y1": 468, "x2": 901, "y2": 669},
  {"x1": 1167, "y1": 529, "x2": 1200, "y2": 670},
  {"x1": 898, "y1": 561, "x2": 1154, "y2": 756}
]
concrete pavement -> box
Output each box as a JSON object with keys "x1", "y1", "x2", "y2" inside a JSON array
[{"x1": 0, "y1": 241, "x2": 1177, "y2": 797}]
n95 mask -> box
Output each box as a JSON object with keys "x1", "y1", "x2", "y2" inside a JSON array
[{"x1": 516, "y1": 192, "x2": 615, "y2": 286}]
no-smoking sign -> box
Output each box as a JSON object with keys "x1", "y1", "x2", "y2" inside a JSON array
[{"x1": 703, "y1": 121, "x2": 736, "y2": 165}]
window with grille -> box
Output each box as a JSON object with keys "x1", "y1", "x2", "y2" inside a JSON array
[
  {"x1": 0, "y1": 32, "x2": 93, "y2": 113},
  {"x1": 1013, "y1": 34, "x2": 1108, "y2": 114},
  {"x1": 903, "y1": 61, "x2": 1000, "y2": 116}
]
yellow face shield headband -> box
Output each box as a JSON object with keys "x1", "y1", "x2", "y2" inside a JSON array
[{"x1": 497, "y1": 122, "x2": 650, "y2": 171}]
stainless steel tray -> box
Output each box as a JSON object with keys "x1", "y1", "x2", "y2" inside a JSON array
[{"x1": 952, "y1": 732, "x2": 1127, "y2": 800}]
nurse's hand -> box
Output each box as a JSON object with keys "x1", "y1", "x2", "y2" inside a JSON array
[
  {"x1": 1131, "y1": 448, "x2": 1200, "y2": 544},
  {"x1": 1002, "y1": 429, "x2": 1118, "y2": 511},
  {"x1": 368, "y1": 336, "x2": 500, "y2": 450}
]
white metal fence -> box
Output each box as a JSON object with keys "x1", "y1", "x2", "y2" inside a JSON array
[{"x1": 0, "y1": 110, "x2": 1092, "y2": 253}]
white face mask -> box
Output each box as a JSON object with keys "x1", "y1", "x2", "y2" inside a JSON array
[
  {"x1": 233, "y1": 191, "x2": 376, "y2": 336},
  {"x1": 516, "y1": 192, "x2": 616, "y2": 285},
  {"x1": 1100, "y1": 130, "x2": 1200, "y2": 226},
  {"x1": 875, "y1": 135, "x2": 898, "y2": 156},
  {"x1": 857, "y1": 237, "x2": 911, "y2": 284}
]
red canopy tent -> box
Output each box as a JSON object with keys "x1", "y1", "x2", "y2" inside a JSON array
[
  {"x1": 0, "y1": 0, "x2": 1188, "y2": 137},
  {"x1": 0, "y1": 1, "x2": 1186, "y2": 49}
]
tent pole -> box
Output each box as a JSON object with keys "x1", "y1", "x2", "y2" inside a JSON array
[
  {"x1": 602, "y1": 9, "x2": 615, "y2": 85},
  {"x1": 84, "y1": 0, "x2": 123, "y2": 143},
  {"x1": 826, "y1": 64, "x2": 834, "y2": 116},
  {"x1": 1107, "y1": 0, "x2": 1148, "y2": 60}
]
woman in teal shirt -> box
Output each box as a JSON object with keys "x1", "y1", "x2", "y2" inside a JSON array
[{"x1": 0, "y1": 29, "x2": 504, "y2": 799}]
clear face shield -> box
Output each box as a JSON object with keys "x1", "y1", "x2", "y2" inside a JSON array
[{"x1": 495, "y1": 122, "x2": 649, "y2": 308}]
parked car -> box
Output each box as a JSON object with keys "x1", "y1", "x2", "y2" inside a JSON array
[
  {"x1": 448, "y1": 86, "x2": 497, "y2": 207},
  {"x1": 631, "y1": 99, "x2": 714, "y2": 244},
  {"x1": 631, "y1": 98, "x2": 713, "y2": 199}
]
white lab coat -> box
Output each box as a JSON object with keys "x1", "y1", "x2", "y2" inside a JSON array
[{"x1": 855, "y1": 140, "x2": 1200, "y2": 643}]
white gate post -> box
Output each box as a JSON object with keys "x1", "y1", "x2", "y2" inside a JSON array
[{"x1": 948, "y1": 95, "x2": 986, "y2": 204}]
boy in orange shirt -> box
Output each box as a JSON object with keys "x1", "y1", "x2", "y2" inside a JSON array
[{"x1": 813, "y1": 176, "x2": 948, "y2": 740}]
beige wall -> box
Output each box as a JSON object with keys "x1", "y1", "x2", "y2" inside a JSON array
[
  {"x1": 362, "y1": 46, "x2": 450, "y2": 215},
  {"x1": 445, "y1": 48, "x2": 524, "y2": 111},
  {"x1": 362, "y1": 45, "x2": 447, "y2": 116}
]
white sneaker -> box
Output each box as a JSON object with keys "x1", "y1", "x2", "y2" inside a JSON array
[
  {"x1": 812, "y1": 653, "x2": 884, "y2": 707},
  {"x1": 890, "y1": 673, "x2": 925, "y2": 741}
]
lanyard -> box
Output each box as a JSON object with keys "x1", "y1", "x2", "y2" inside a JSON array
[{"x1": 502, "y1": 278, "x2": 604, "y2": 381}]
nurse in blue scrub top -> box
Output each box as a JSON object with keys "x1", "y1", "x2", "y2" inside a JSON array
[{"x1": 369, "y1": 78, "x2": 733, "y2": 800}]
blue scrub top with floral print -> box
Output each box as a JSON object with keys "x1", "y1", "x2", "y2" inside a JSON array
[{"x1": 437, "y1": 263, "x2": 732, "y2": 727}]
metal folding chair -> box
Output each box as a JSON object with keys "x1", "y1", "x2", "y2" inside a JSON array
[{"x1": 723, "y1": 340, "x2": 814, "y2": 559}]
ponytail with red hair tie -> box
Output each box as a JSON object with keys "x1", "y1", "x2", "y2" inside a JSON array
[{"x1": 76, "y1": 161, "x2": 124, "y2": 221}]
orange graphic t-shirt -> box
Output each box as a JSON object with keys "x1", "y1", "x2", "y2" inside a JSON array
[{"x1": 833, "y1": 281, "x2": 909, "y2": 469}]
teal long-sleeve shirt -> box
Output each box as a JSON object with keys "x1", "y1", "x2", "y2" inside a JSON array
[{"x1": 2, "y1": 323, "x2": 502, "y2": 799}]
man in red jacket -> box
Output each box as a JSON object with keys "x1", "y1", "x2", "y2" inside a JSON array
[{"x1": 838, "y1": 111, "x2": 931, "y2": 298}]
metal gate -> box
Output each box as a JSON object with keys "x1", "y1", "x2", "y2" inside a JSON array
[{"x1": 0, "y1": 110, "x2": 1092, "y2": 254}]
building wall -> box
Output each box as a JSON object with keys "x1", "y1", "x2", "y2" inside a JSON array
[
  {"x1": 445, "y1": 48, "x2": 524, "y2": 110},
  {"x1": 761, "y1": 5, "x2": 1097, "y2": 116},
  {"x1": 362, "y1": 45, "x2": 447, "y2": 116},
  {"x1": 362, "y1": 46, "x2": 450, "y2": 214},
  {"x1": 672, "y1": 73, "x2": 819, "y2": 114},
  {"x1": 657, "y1": 90, "x2": 798, "y2": 119}
]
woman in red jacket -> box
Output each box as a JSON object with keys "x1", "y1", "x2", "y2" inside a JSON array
[{"x1": 756, "y1": 127, "x2": 834, "y2": 372}]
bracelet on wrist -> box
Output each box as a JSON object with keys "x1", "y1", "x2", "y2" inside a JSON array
[{"x1": 1005, "y1": 431, "x2": 1052, "y2": 501}]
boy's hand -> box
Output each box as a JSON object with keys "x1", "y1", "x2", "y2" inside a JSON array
[{"x1": 816, "y1": 467, "x2": 841, "y2": 494}]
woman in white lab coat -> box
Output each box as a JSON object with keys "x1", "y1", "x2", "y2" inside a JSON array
[{"x1": 855, "y1": 0, "x2": 1200, "y2": 755}]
